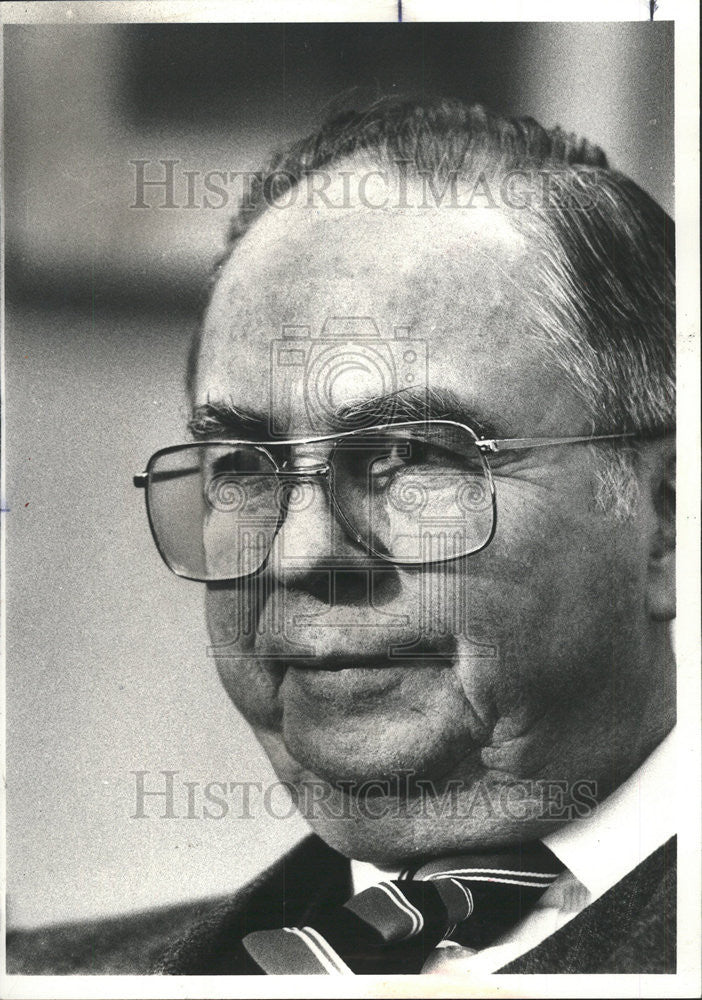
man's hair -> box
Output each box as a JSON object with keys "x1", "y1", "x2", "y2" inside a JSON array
[{"x1": 196, "y1": 97, "x2": 675, "y2": 515}]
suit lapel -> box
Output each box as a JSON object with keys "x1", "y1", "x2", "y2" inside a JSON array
[
  {"x1": 155, "y1": 835, "x2": 351, "y2": 974},
  {"x1": 500, "y1": 836, "x2": 676, "y2": 974}
]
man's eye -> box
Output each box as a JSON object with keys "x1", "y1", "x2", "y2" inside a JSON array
[
  {"x1": 369, "y1": 440, "x2": 469, "y2": 477},
  {"x1": 370, "y1": 443, "x2": 420, "y2": 476},
  {"x1": 204, "y1": 447, "x2": 274, "y2": 477}
]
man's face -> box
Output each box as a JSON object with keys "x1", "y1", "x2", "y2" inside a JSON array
[{"x1": 195, "y1": 175, "x2": 664, "y2": 862}]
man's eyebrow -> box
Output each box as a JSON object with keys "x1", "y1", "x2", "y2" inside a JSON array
[
  {"x1": 188, "y1": 389, "x2": 504, "y2": 441},
  {"x1": 333, "y1": 387, "x2": 503, "y2": 440},
  {"x1": 188, "y1": 401, "x2": 269, "y2": 440}
]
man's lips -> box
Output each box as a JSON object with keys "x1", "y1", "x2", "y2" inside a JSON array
[
  {"x1": 289, "y1": 653, "x2": 450, "y2": 670},
  {"x1": 255, "y1": 634, "x2": 456, "y2": 668},
  {"x1": 279, "y1": 653, "x2": 454, "y2": 700}
]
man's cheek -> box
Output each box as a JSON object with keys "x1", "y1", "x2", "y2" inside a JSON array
[
  {"x1": 445, "y1": 518, "x2": 607, "y2": 701},
  {"x1": 205, "y1": 586, "x2": 284, "y2": 728},
  {"x1": 205, "y1": 580, "x2": 258, "y2": 653}
]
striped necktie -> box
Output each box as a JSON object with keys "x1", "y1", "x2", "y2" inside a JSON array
[{"x1": 242, "y1": 842, "x2": 564, "y2": 975}]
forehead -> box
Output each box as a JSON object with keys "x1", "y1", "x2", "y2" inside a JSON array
[{"x1": 195, "y1": 179, "x2": 585, "y2": 435}]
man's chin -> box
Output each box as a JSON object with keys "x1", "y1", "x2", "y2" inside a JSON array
[
  {"x1": 288, "y1": 772, "x2": 562, "y2": 866},
  {"x1": 279, "y1": 716, "x2": 473, "y2": 788},
  {"x1": 258, "y1": 730, "x2": 488, "y2": 862},
  {"x1": 256, "y1": 728, "x2": 576, "y2": 863},
  {"x1": 271, "y1": 664, "x2": 485, "y2": 785}
]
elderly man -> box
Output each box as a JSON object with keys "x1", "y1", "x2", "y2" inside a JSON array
[{"x1": 8, "y1": 98, "x2": 675, "y2": 976}]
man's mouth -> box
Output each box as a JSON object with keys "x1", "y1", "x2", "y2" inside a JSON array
[
  {"x1": 291, "y1": 653, "x2": 449, "y2": 670},
  {"x1": 280, "y1": 652, "x2": 454, "y2": 701}
]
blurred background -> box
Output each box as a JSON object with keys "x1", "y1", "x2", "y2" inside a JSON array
[{"x1": 4, "y1": 21, "x2": 674, "y2": 928}]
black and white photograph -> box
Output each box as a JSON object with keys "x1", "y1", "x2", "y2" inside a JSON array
[{"x1": 1, "y1": 1, "x2": 699, "y2": 996}]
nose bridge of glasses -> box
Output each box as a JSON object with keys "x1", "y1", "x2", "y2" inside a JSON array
[{"x1": 279, "y1": 443, "x2": 333, "y2": 479}]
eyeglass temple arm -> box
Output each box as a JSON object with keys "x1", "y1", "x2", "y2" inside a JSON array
[{"x1": 476, "y1": 432, "x2": 638, "y2": 454}]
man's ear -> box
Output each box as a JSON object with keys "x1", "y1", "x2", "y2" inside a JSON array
[{"x1": 645, "y1": 438, "x2": 675, "y2": 622}]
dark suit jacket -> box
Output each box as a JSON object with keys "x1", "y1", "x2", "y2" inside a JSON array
[{"x1": 7, "y1": 834, "x2": 676, "y2": 975}]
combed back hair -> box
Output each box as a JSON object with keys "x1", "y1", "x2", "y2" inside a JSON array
[{"x1": 194, "y1": 97, "x2": 675, "y2": 517}]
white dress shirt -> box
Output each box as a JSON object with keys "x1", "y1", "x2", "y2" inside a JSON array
[{"x1": 351, "y1": 728, "x2": 676, "y2": 975}]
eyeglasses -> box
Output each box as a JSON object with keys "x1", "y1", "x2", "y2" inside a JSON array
[{"x1": 133, "y1": 421, "x2": 635, "y2": 582}]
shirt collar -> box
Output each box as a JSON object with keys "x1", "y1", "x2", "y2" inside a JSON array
[
  {"x1": 351, "y1": 729, "x2": 677, "y2": 902},
  {"x1": 542, "y1": 727, "x2": 677, "y2": 900},
  {"x1": 351, "y1": 859, "x2": 400, "y2": 896}
]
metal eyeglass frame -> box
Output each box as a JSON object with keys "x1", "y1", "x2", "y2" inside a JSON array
[{"x1": 133, "y1": 420, "x2": 637, "y2": 580}]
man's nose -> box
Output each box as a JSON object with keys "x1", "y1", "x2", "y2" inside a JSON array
[
  {"x1": 262, "y1": 448, "x2": 405, "y2": 633},
  {"x1": 268, "y1": 471, "x2": 403, "y2": 613},
  {"x1": 268, "y1": 463, "x2": 362, "y2": 580}
]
